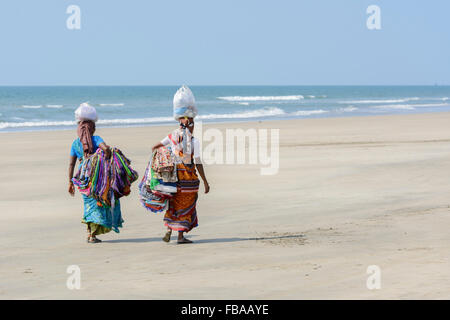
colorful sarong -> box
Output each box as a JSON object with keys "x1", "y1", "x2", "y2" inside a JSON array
[
  {"x1": 163, "y1": 163, "x2": 200, "y2": 232},
  {"x1": 81, "y1": 195, "x2": 123, "y2": 235},
  {"x1": 72, "y1": 147, "x2": 137, "y2": 235}
]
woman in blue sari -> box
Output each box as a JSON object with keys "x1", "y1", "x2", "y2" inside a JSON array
[{"x1": 68, "y1": 116, "x2": 123, "y2": 243}]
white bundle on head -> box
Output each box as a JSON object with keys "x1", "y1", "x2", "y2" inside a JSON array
[
  {"x1": 173, "y1": 85, "x2": 198, "y2": 120},
  {"x1": 75, "y1": 102, "x2": 98, "y2": 122}
]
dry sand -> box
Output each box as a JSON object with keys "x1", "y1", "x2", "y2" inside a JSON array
[{"x1": 1, "y1": 112, "x2": 449, "y2": 299}]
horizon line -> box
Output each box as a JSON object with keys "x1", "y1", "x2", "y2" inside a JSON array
[{"x1": 0, "y1": 84, "x2": 448, "y2": 87}]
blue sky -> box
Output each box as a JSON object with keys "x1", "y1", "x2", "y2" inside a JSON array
[{"x1": 0, "y1": 0, "x2": 448, "y2": 85}]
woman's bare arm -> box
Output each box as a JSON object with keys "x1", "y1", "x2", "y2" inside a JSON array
[
  {"x1": 152, "y1": 142, "x2": 164, "y2": 152},
  {"x1": 195, "y1": 164, "x2": 210, "y2": 194},
  {"x1": 99, "y1": 142, "x2": 112, "y2": 159},
  {"x1": 68, "y1": 155, "x2": 77, "y2": 196}
]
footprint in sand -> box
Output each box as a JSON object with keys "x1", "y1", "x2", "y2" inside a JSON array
[{"x1": 252, "y1": 232, "x2": 306, "y2": 246}]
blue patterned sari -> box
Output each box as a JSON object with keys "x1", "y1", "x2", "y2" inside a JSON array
[{"x1": 71, "y1": 136, "x2": 124, "y2": 235}]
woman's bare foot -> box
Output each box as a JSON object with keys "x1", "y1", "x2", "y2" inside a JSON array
[
  {"x1": 87, "y1": 235, "x2": 102, "y2": 243},
  {"x1": 177, "y1": 237, "x2": 193, "y2": 244},
  {"x1": 177, "y1": 232, "x2": 193, "y2": 244}
]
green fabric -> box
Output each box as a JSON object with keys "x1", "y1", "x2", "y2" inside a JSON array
[
  {"x1": 82, "y1": 220, "x2": 112, "y2": 236},
  {"x1": 149, "y1": 168, "x2": 160, "y2": 189}
]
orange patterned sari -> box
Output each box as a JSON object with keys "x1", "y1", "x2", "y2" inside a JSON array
[{"x1": 163, "y1": 162, "x2": 200, "y2": 232}]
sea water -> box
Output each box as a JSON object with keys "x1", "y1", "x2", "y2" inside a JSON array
[{"x1": 0, "y1": 86, "x2": 449, "y2": 132}]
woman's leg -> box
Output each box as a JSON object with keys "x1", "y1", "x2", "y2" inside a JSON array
[
  {"x1": 87, "y1": 223, "x2": 102, "y2": 243},
  {"x1": 87, "y1": 225, "x2": 92, "y2": 242},
  {"x1": 163, "y1": 163, "x2": 197, "y2": 244},
  {"x1": 83, "y1": 196, "x2": 110, "y2": 243}
]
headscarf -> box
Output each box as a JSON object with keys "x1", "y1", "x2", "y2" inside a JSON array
[{"x1": 77, "y1": 120, "x2": 96, "y2": 155}]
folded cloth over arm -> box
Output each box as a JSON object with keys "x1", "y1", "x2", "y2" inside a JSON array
[
  {"x1": 139, "y1": 146, "x2": 178, "y2": 214},
  {"x1": 151, "y1": 145, "x2": 177, "y2": 182}
]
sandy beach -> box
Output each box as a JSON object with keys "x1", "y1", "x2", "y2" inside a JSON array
[{"x1": 1, "y1": 112, "x2": 450, "y2": 299}]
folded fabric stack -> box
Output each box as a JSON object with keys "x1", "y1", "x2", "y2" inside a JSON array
[
  {"x1": 72, "y1": 147, "x2": 139, "y2": 208},
  {"x1": 151, "y1": 144, "x2": 177, "y2": 183},
  {"x1": 139, "y1": 146, "x2": 178, "y2": 213}
]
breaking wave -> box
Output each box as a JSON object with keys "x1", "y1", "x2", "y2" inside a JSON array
[
  {"x1": 372, "y1": 103, "x2": 450, "y2": 110},
  {"x1": 21, "y1": 105, "x2": 42, "y2": 109},
  {"x1": 0, "y1": 107, "x2": 287, "y2": 130},
  {"x1": 339, "y1": 98, "x2": 420, "y2": 104},
  {"x1": 218, "y1": 95, "x2": 304, "y2": 102},
  {"x1": 199, "y1": 107, "x2": 285, "y2": 119},
  {"x1": 292, "y1": 109, "x2": 328, "y2": 116},
  {"x1": 97, "y1": 103, "x2": 125, "y2": 107},
  {"x1": 337, "y1": 106, "x2": 358, "y2": 112},
  {"x1": 46, "y1": 105, "x2": 64, "y2": 109}
]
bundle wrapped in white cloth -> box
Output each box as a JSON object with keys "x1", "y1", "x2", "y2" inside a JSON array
[
  {"x1": 75, "y1": 102, "x2": 98, "y2": 122},
  {"x1": 173, "y1": 85, "x2": 198, "y2": 120}
]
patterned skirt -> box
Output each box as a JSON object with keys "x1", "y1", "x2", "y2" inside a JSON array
[
  {"x1": 163, "y1": 163, "x2": 200, "y2": 232},
  {"x1": 82, "y1": 195, "x2": 123, "y2": 235}
]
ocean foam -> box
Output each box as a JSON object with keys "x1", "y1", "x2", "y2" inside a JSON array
[
  {"x1": 373, "y1": 103, "x2": 450, "y2": 110},
  {"x1": 0, "y1": 120, "x2": 75, "y2": 129},
  {"x1": 97, "y1": 117, "x2": 173, "y2": 125},
  {"x1": 98, "y1": 103, "x2": 125, "y2": 107},
  {"x1": 198, "y1": 107, "x2": 285, "y2": 119},
  {"x1": 305, "y1": 95, "x2": 326, "y2": 99},
  {"x1": 46, "y1": 105, "x2": 64, "y2": 109},
  {"x1": 0, "y1": 107, "x2": 286, "y2": 130},
  {"x1": 372, "y1": 104, "x2": 416, "y2": 110},
  {"x1": 413, "y1": 103, "x2": 450, "y2": 108},
  {"x1": 21, "y1": 105, "x2": 42, "y2": 109},
  {"x1": 339, "y1": 97, "x2": 420, "y2": 104},
  {"x1": 0, "y1": 117, "x2": 175, "y2": 130},
  {"x1": 292, "y1": 109, "x2": 328, "y2": 116},
  {"x1": 218, "y1": 95, "x2": 304, "y2": 102},
  {"x1": 337, "y1": 106, "x2": 358, "y2": 112}
]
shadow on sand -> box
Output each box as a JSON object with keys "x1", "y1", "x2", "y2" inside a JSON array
[
  {"x1": 194, "y1": 234, "x2": 304, "y2": 244},
  {"x1": 103, "y1": 237, "x2": 163, "y2": 243},
  {"x1": 104, "y1": 234, "x2": 304, "y2": 244}
]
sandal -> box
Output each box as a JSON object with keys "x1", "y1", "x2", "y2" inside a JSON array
[
  {"x1": 87, "y1": 235, "x2": 102, "y2": 243},
  {"x1": 177, "y1": 237, "x2": 193, "y2": 244},
  {"x1": 162, "y1": 230, "x2": 172, "y2": 243}
]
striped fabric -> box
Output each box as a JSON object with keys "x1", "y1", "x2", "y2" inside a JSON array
[{"x1": 163, "y1": 163, "x2": 200, "y2": 232}]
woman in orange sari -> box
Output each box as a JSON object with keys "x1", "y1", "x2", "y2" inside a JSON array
[{"x1": 151, "y1": 116, "x2": 209, "y2": 244}]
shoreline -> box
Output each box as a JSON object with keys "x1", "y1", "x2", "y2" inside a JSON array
[{"x1": 2, "y1": 110, "x2": 450, "y2": 134}]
